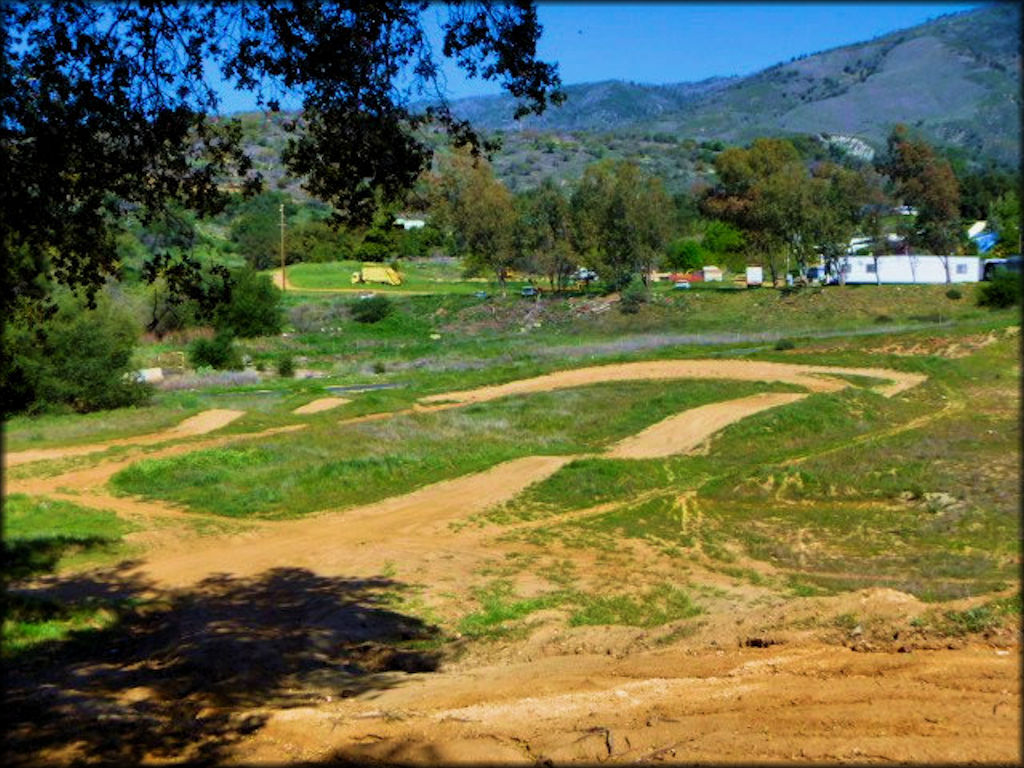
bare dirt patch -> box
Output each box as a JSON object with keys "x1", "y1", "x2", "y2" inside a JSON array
[
  {"x1": 606, "y1": 392, "x2": 807, "y2": 459},
  {"x1": 292, "y1": 396, "x2": 350, "y2": 415}
]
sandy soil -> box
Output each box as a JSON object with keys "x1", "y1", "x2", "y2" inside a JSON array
[
  {"x1": 420, "y1": 359, "x2": 926, "y2": 405},
  {"x1": 8, "y1": 358, "x2": 1020, "y2": 765},
  {"x1": 292, "y1": 397, "x2": 351, "y2": 415},
  {"x1": 236, "y1": 643, "x2": 1020, "y2": 765},
  {"x1": 605, "y1": 392, "x2": 808, "y2": 459}
]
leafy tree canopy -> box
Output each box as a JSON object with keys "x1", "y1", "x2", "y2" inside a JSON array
[{"x1": 2, "y1": 1, "x2": 563, "y2": 316}]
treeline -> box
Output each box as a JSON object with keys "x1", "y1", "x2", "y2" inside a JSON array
[{"x1": 3, "y1": 125, "x2": 1018, "y2": 418}]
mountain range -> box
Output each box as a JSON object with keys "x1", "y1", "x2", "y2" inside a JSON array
[
  {"x1": 448, "y1": 3, "x2": 1020, "y2": 171},
  {"x1": 235, "y1": 4, "x2": 1019, "y2": 198}
]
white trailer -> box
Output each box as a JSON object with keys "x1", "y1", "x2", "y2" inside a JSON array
[{"x1": 835, "y1": 255, "x2": 983, "y2": 284}]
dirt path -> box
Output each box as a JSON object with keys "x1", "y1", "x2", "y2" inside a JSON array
[
  {"x1": 606, "y1": 391, "x2": 807, "y2": 459},
  {"x1": 14, "y1": 358, "x2": 1018, "y2": 765},
  {"x1": 131, "y1": 454, "x2": 578, "y2": 589},
  {"x1": 270, "y1": 269, "x2": 432, "y2": 295},
  {"x1": 4, "y1": 409, "x2": 245, "y2": 468},
  {"x1": 420, "y1": 359, "x2": 926, "y2": 405}
]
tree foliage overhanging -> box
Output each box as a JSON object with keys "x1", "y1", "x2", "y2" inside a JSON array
[{"x1": 1, "y1": 0, "x2": 564, "y2": 316}]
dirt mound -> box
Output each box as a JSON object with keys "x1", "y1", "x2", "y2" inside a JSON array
[{"x1": 236, "y1": 643, "x2": 1018, "y2": 765}]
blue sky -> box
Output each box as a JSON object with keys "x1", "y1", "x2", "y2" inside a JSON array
[{"x1": 216, "y1": 2, "x2": 982, "y2": 113}]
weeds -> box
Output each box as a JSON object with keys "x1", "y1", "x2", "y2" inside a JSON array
[
  {"x1": 569, "y1": 584, "x2": 702, "y2": 628},
  {"x1": 458, "y1": 581, "x2": 567, "y2": 639}
]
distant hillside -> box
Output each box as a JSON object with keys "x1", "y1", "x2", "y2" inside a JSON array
[
  {"x1": 231, "y1": 4, "x2": 1019, "y2": 199},
  {"x1": 451, "y1": 3, "x2": 1020, "y2": 169}
]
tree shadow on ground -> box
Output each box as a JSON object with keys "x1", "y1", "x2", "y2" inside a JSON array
[
  {"x1": 4, "y1": 564, "x2": 444, "y2": 766},
  {"x1": 2, "y1": 535, "x2": 123, "y2": 581}
]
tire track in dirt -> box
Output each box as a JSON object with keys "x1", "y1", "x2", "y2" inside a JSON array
[
  {"x1": 122, "y1": 390, "x2": 818, "y2": 588},
  {"x1": 241, "y1": 644, "x2": 1019, "y2": 765},
  {"x1": 786, "y1": 382, "x2": 966, "y2": 467},
  {"x1": 130, "y1": 454, "x2": 578, "y2": 588},
  {"x1": 4, "y1": 409, "x2": 246, "y2": 468},
  {"x1": 14, "y1": 359, "x2": 1020, "y2": 767}
]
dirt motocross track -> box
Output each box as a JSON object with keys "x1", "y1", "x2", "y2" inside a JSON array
[{"x1": 6, "y1": 360, "x2": 1019, "y2": 766}]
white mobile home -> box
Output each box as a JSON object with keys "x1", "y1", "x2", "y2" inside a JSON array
[{"x1": 835, "y1": 255, "x2": 983, "y2": 284}]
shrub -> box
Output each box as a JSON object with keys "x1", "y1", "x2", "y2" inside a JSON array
[
  {"x1": 774, "y1": 338, "x2": 796, "y2": 350},
  {"x1": 945, "y1": 287, "x2": 962, "y2": 300},
  {"x1": 665, "y1": 239, "x2": 705, "y2": 271},
  {"x1": 350, "y1": 295, "x2": 393, "y2": 323},
  {"x1": 618, "y1": 278, "x2": 649, "y2": 315},
  {"x1": 215, "y1": 267, "x2": 283, "y2": 338},
  {"x1": 1, "y1": 289, "x2": 150, "y2": 417},
  {"x1": 188, "y1": 332, "x2": 243, "y2": 370},
  {"x1": 288, "y1": 303, "x2": 333, "y2": 333},
  {"x1": 977, "y1": 271, "x2": 1021, "y2": 308},
  {"x1": 276, "y1": 355, "x2": 295, "y2": 378}
]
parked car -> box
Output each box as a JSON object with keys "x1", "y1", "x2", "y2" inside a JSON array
[{"x1": 983, "y1": 255, "x2": 1021, "y2": 280}]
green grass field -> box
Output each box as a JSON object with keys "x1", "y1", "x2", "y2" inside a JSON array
[{"x1": 277, "y1": 259, "x2": 534, "y2": 294}]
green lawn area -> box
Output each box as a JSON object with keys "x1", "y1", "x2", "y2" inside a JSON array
[{"x1": 277, "y1": 259, "x2": 534, "y2": 294}]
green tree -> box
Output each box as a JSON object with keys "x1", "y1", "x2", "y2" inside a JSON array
[
  {"x1": 702, "y1": 138, "x2": 812, "y2": 283},
  {"x1": 989, "y1": 190, "x2": 1021, "y2": 257},
  {"x1": 290, "y1": 218, "x2": 354, "y2": 263},
  {"x1": 519, "y1": 179, "x2": 577, "y2": 291},
  {"x1": 811, "y1": 163, "x2": 880, "y2": 284},
  {"x1": 665, "y1": 239, "x2": 705, "y2": 271},
  {"x1": 880, "y1": 125, "x2": 962, "y2": 279},
  {"x1": 570, "y1": 160, "x2": 672, "y2": 289},
  {"x1": 215, "y1": 267, "x2": 283, "y2": 338},
  {"x1": 3, "y1": 2, "x2": 563, "y2": 316},
  {"x1": 700, "y1": 220, "x2": 746, "y2": 272},
  {"x1": 433, "y1": 148, "x2": 520, "y2": 290},
  {"x1": 1, "y1": 289, "x2": 149, "y2": 417},
  {"x1": 355, "y1": 204, "x2": 400, "y2": 262},
  {"x1": 230, "y1": 192, "x2": 297, "y2": 270}
]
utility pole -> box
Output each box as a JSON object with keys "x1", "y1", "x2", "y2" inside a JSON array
[{"x1": 279, "y1": 202, "x2": 286, "y2": 291}]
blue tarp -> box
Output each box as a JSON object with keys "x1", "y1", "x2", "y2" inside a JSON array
[{"x1": 972, "y1": 232, "x2": 999, "y2": 253}]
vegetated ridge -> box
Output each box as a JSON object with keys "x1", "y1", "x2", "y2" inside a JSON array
[
  {"x1": 451, "y1": 3, "x2": 1020, "y2": 180},
  {"x1": 232, "y1": 4, "x2": 1018, "y2": 197}
]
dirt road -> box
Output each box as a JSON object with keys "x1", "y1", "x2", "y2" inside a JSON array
[
  {"x1": 9, "y1": 358, "x2": 1020, "y2": 765},
  {"x1": 420, "y1": 359, "x2": 927, "y2": 404}
]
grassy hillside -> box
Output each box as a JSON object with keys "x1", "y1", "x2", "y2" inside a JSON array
[
  {"x1": 228, "y1": 5, "x2": 1018, "y2": 198},
  {"x1": 454, "y1": 4, "x2": 1020, "y2": 171}
]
